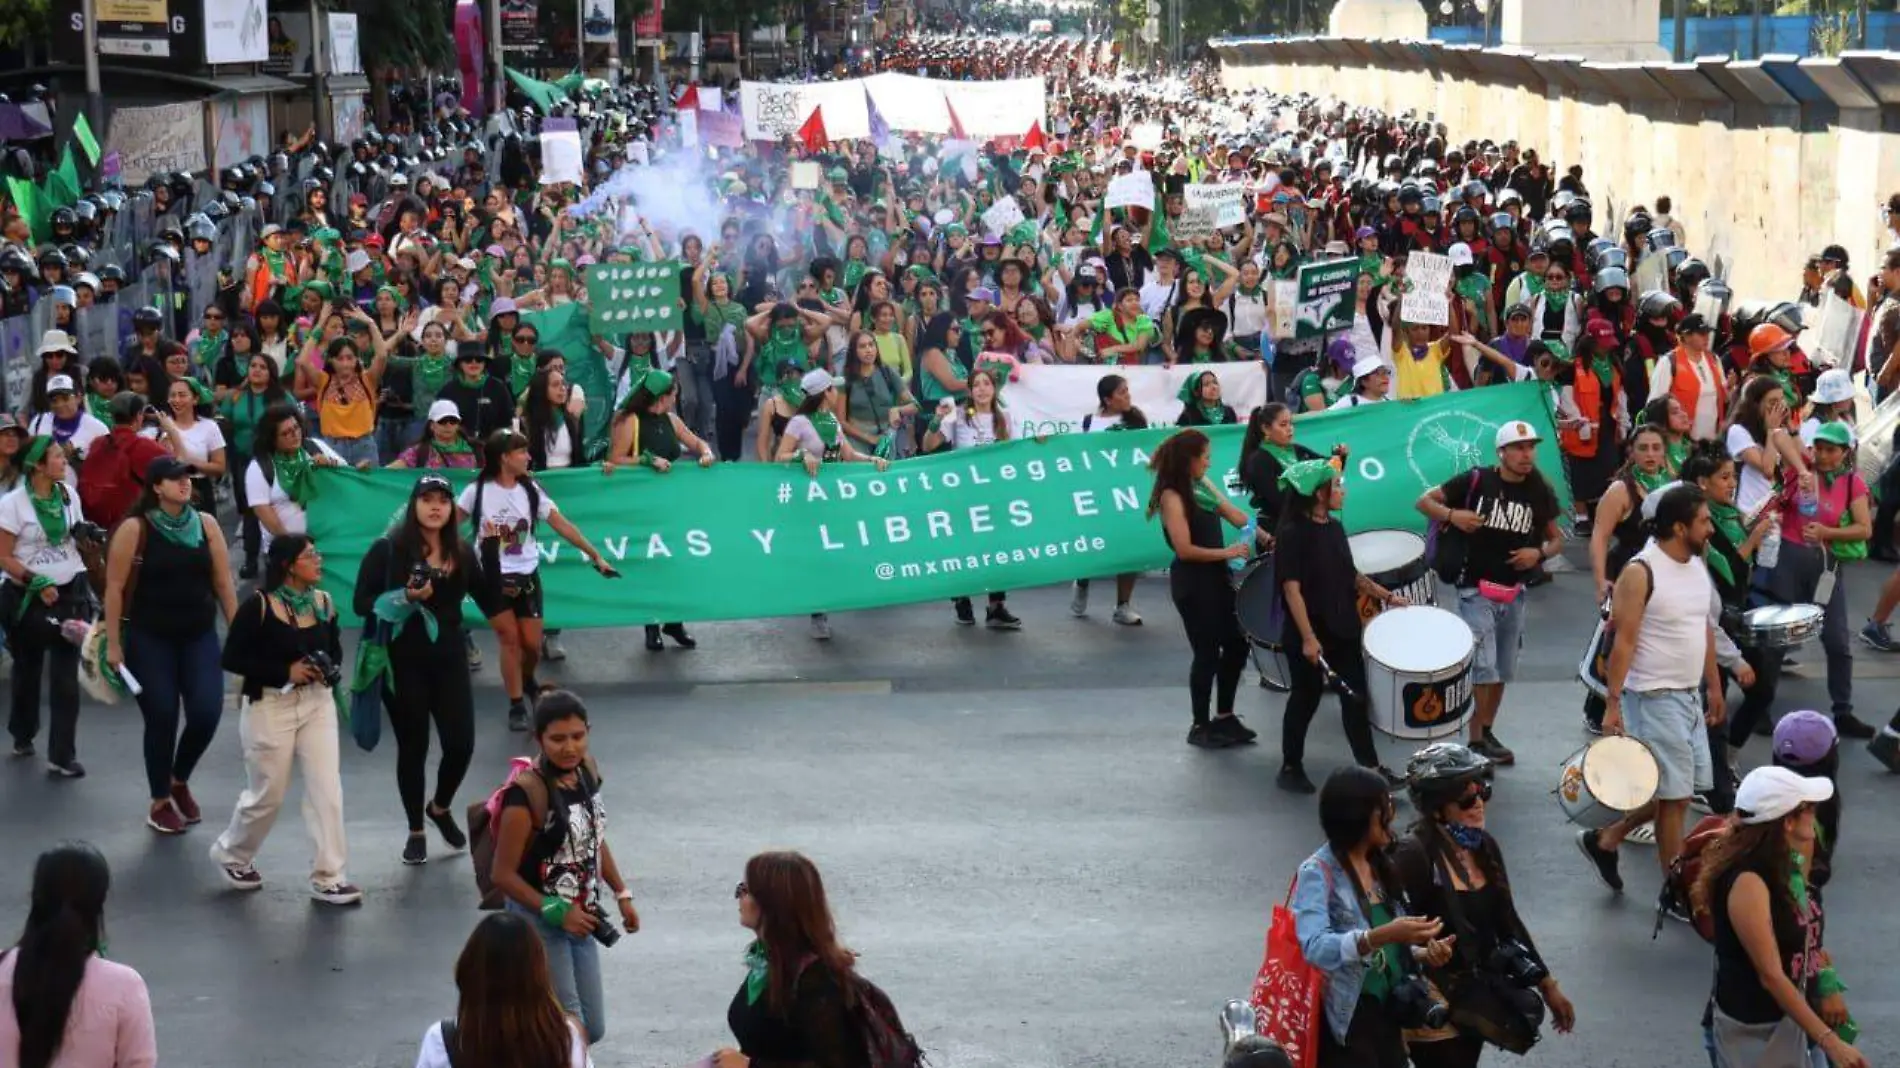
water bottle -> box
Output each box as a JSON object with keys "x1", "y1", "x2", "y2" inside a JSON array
[
  {"x1": 1230, "y1": 518, "x2": 1256, "y2": 574},
  {"x1": 1758, "y1": 513, "x2": 1782, "y2": 570},
  {"x1": 1797, "y1": 479, "x2": 1819, "y2": 518}
]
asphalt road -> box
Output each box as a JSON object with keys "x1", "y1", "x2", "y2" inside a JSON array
[{"x1": 2, "y1": 555, "x2": 1897, "y2": 1068}]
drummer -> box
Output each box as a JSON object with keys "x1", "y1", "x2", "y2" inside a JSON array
[
  {"x1": 1578, "y1": 483, "x2": 1722, "y2": 919},
  {"x1": 1582, "y1": 425, "x2": 1674, "y2": 734},
  {"x1": 1682, "y1": 447, "x2": 1777, "y2": 811},
  {"x1": 1274, "y1": 459, "x2": 1405, "y2": 793}
]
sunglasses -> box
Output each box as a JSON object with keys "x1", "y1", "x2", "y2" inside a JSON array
[
  {"x1": 435, "y1": 416, "x2": 461, "y2": 426},
  {"x1": 733, "y1": 881, "x2": 750, "y2": 900},
  {"x1": 1546, "y1": 274, "x2": 1568, "y2": 283},
  {"x1": 1456, "y1": 781, "x2": 1494, "y2": 809},
  {"x1": 514, "y1": 334, "x2": 537, "y2": 343},
  {"x1": 204, "y1": 312, "x2": 225, "y2": 321}
]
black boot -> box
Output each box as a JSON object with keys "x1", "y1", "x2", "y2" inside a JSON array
[
  {"x1": 644, "y1": 625, "x2": 664, "y2": 651},
  {"x1": 661, "y1": 622, "x2": 698, "y2": 649}
]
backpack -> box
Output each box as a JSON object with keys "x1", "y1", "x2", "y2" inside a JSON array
[
  {"x1": 1657, "y1": 813, "x2": 1732, "y2": 943},
  {"x1": 77, "y1": 431, "x2": 143, "y2": 529},
  {"x1": 796, "y1": 958, "x2": 926, "y2": 1068},
  {"x1": 466, "y1": 754, "x2": 601, "y2": 910}
]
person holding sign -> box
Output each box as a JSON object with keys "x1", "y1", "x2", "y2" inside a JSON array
[
  {"x1": 777, "y1": 368, "x2": 891, "y2": 641},
  {"x1": 922, "y1": 369, "x2": 1024, "y2": 630}
]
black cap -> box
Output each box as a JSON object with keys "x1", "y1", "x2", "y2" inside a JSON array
[
  {"x1": 145, "y1": 455, "x2": 195, "y2": 483},
  {"x1": 1676, "y1": 313, "x2": 1714, "y2": 335},
  {"x1": 455, "y1": 341, "x2": 488, "y2": 365},
  {"x1": 1820, "y1": 244, "x2": 1850, "y2": 267}
]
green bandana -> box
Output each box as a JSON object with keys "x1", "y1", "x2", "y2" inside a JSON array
[
  {"x1": 273, "y1": 584, "x2": 325, "y2": 621},
  {"x1": 1455, "y1": 273, "x2": 1490, "y2": 307},
  {"x1": 1261, "y1": 441, "x2": 1299, "y2": 470},
  {"x1": 1633, "y1": 465, "x2": 1672, "y2": 494},
  {"x1": 743, "y1": 941, "x2": 770, "y2": 1006},
  {"x1": 627, "y1": 366, "x2": 675, "y2": 399},
  {"x1": 810, "y1": 410, "x2": 842, "y2": 451},
  {"x1": 29, "y1": 482, "x2": 68, "y2": 544},
  {"x1": 510, "y1": 355, "x2": 536, "y2": 398},
  {"x1": 193, "y1": 330, "x2": 226, "y2": 369},
  {"x1": 377, "y1": 285, "x2": 408, "y2": 312},
  {"x1": 1279, "y1": 458, "x2": 1336, "y2": 497},
  {"x1": 1591, "y1": 353, "x2": 1615, "y2": 395},
  {"x1": 414, "y1": 354, "x2": 452, "y2": 404},
  {"x1": 776, "y1": 381, "x2": 805, "y2": 410},
  {"x1": 762, "y1": 326, "x2": 808, "y2": 375},
  {"x1": 1191, "y1": 476, "x2": 1225, "y2": 514},
  {"x1": 1665, "y1": 437, "x2": 1689, "y2": 475},
  {"x1": 433, "y1": 434, "x2": 473, "y2": 456},
  {"x1": 147, "y1": 503, "x2": 204, "y2": 548},
  {"x1": 1706, "y1": 500, "x2": 1748, "y2": 586},
  {"x1": 85, "y1": 391, "x2": 112, "y2": 424},
  {"x1": 273, "y1": 448, "x2": 318, "y2": 506}
]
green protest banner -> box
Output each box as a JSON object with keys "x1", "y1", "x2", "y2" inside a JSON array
[
  {"x1": 585, "y1": 262, "x2": 682, "y2": 334},
  {"x1": 1294, "y1": 259, "x2": 1359, "y2": 340},
  {"x1": 5, "y1": 176, "x2": 44, "y2": 244},
  {"x1": 306, "y1": 384, "x2": 1568, "y2": 627},
  {"x1": 72, "y1": 115, "x2": 101, "y2": 167}
]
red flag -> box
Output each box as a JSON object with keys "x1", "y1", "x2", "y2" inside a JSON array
[
  {"x1": 1023, "y1": 120, "x2": 1046, "y2": 150},
  {"x1": 946, "y1": 100, "x2": 967, "y2": 141},
  {"x1": 797, "y1": 106, "x2": 828, "y2": 154},
  {"x1": 676, "y1": 85, "x2": 699, "y2": 111}
]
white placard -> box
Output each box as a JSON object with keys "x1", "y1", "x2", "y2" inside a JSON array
[
  {"x1": 699, "y1": 86, "x2": 723, "y2": 112},
  {"x1": 981, "y1": 197, "x2": 1025, "y2": 237},
  {"x1": 327, "y1": 13, "x2": 361, "y2": 74},
  {"x1": 1004, "y1": 364, "x2": 1269, "y2": 437},
  {"x1": 625, "y1": 141, "x2": 650, "y2": 165},
  {"x1": 789, "y1": 161, "x2": 821, "y2": 190},
  {"x1": 1267, "y1": 280, "x2": 1298, "y2": 340},
  {"x1": 1402, "y1": 252, "x2": 1453, "y2": 326},
  {"x1": 1104, "y1": 171, "x2": 1154, "y2": 212},
  {"x1": 105, "y1": 101, "x2": 206, "y2": 185},
  {"x1": 675, "y1": 109, "x2": 698, "y2": 147},
  {"x1": 582, "y1": 0, "x2": 615, "y2": 44},
  {"x1": 539, "y1": 129, "x2": 585, "y2": 186},
  {"x1": 1185, "y1": 184, "x2": 1246, "y2": 228},
  {"x1": 204, "y1": 0, "x2": 268, "y2": 64}
]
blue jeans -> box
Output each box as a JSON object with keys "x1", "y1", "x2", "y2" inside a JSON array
[
  {"x1": 323, "y1": 433, "x2": 380, "y2": 468},
  {"x1": 375, "y1": 416, "x2": 419, "y2": 463},
  {"x1": 677, "y1": 342, "x2": 717, "y2": 446},
  {"x1": 125, "y1": 625, "x2": 225, "y2": 801},
  {"x1": 507, "y1": 898, "x2": 606, "y2": 1042}
]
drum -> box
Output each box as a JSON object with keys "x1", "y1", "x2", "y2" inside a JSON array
[
  {"x1": 1234, "y1": 554, "x2": 1283, "y2": 649},
  {"x1": 1348, "y1": 529, "x2": 1436, "y2": 620},
  {"x1": 1362, "y1": 606, "x2": 1475, "y2": 740},
  {"x1": 1742, "y1": 604, "x2": 1823, "y2": 649},
  {"x1": 1555, "y1": 736, "x2": 1661, "y2": 829}
]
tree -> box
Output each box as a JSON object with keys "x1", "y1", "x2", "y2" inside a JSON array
[
  {"x1": 0, "y1": 0, "x2": 51, "y2": 62},
  {"x1": 328, "y1": 0, "x2": 456, "y2": 73}
]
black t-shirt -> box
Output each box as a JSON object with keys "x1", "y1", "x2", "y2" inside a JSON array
[
  {"x1": 1437, "y1": 466, "x2": 1560, "y2": 589},
  {"x1": 501, "y1": 769, "x2": 604, "y2": 908},
  {"x1": 1275, "y1": 511, "x2": 1360, "y2": 645}
]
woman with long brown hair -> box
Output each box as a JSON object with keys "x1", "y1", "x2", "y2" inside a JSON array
[
  {"x1": 713, "y1": 851, "x2": 873, "y2": 1068},
  {"x1": 415, "y1": 912, "x2": 592, "y2": 1068},
  {"x1": 1148, "y1": 428, "x2": 1257, "y2": 748}
]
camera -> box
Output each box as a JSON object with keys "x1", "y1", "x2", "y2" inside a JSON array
[
  {"x1": 142, "y1": 408, "x2": 162, "y2": 430},
  {"x1": 70, "y1": 521, "x2": 107, "y2": 546},
  {"x1": 303, "y1": 650, "x2": 344, "y2": 689},
  {"x1": 1388, "y1": 974, "x2": 1450, "y2": 1031},
  {"x1": 409, "y1": 562, "x2": 442, "y2": 590},
  {"x1": 587, "y1": 902, "x2": 621, "y2": 947},
  {"x1": 1487, "y1": 939, "x2": 1549, "y2": 989}
]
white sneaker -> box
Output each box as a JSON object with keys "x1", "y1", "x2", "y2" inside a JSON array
[
  {"x1": 310, "y1": 881, "x2": 364, "y2": 906},
  {"x1": 219, "y1": 863, "x2": 263, "y2": 891},
  {"x1": 1112, "y1": 603, "x2": 1143, "y2": 626},
  {"x1": 810, "y1": 613, "x2": 832, "y2": 641},
  {"x1": 1069, "y1": 581, "x2": 1089, "y2": 617}
]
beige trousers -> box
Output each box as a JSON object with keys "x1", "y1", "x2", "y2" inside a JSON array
[{"x1": 209, "y1": 684, "x2": 349, "y2": 885}]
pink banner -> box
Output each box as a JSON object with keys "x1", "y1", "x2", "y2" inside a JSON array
[
  {"x1": 699, "y1": 108, "x2": 743, "y2": 148},
  {"x1": 455, "y1": 0, "x2": 487, "y2": 114}
]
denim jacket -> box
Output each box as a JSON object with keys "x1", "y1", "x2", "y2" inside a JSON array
[{"x1": 1293, "y1": 842, "x2": 1410, "y2": 1044}]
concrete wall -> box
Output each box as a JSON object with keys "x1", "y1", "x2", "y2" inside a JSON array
[{"x1": 1211, "y1": 39, "x2": 1900, "y2": 304}]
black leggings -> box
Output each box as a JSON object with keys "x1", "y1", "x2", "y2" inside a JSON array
[
  {"x1": 229, "y1": 450, "x2": 260, "y2": 564},
  {"x1": 1723, "y1": 643, "x2": 1784, "y2": 749},
  {"x1": 1317, "y1": 994, "x2": 1407, "y2": 1068},
  {"x1": 386, "y1": 630, "x2": 476, "y2": 832},
  {"x1": 1406, "y1": 1033, "x2": 1485, "y2": 1068},
  {"x1": 1170, "y1": 570, "x2": 1250, "y2": 725},
  {"x1": 713, "y1": 364, "x2": 757, "y2": 461},
  {"x1": 1282, "y1": 636, "x2": 1380, "y2": 770}
]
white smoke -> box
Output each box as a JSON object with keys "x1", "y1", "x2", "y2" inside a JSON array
[{"x1": 570, "y1": 148, "x2": 726, "y2": 252}]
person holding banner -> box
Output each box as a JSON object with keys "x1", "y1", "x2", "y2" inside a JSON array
[
  {"x1": 1072, "y1": 374, "x2": 1148, "y2": 627},
  {"x1": 922, "y1": 369, "x2": 1024, "y2": 630},
  {"x1": 1146, "y1": 428, "x2": 1257, "y2": 749},
  {"x1": 1176, "y1": 371, "x2": 1237, "y2": 428},
  {"x1": 460, "y1": 430, "x2": 622, "y2": 732},
  {"x1": 777, "y1": 368, "x2": 891, "y2": 640},
  {"x1": 603, "y1": 366, "x2": 717, "y2": 652},
  {"x1": 1328, "y1": 358, "x2": 1394, "y2": 411}
]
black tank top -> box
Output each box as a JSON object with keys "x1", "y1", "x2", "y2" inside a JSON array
[
  {"x1": 636, "y1": 410, "x2": 681, "y2": 462},
  {"x1": 1711, "y1": 864, "x2": 1814, "y2": 1024},
  {"x1": 128, "y1": 515, "x2": 217, "y2": 634},
  {"x1": 1607, "y1": 477, "x2": 1649, "y2": 579},
  {"x1": 1165, "y1": 488, "x2": 1229, "y2": 583}
]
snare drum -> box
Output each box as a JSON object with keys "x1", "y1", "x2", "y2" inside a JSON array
[
  {"x1": 1555, "y1": 736, "x2": 1661, "y2": 829},
  {"x1": 1348, "y1": 529, "x2": 1436, "y2": 619},
  {"x1": 1362, "y1": 606, "x2": 1475, "y2": 740},
  {"x1": 1234, "y1": 554, "x2": 1284, "y2": 650},
  {"x1": 1742, "y1": 604, "x2": 1824, "y2": 650}
]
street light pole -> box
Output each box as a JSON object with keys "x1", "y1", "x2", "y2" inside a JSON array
[{"x1": 81, "y1": 0, "x2": 103, "y2": 139}]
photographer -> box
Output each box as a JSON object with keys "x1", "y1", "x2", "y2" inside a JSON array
[
  {"x1": 0, "y1": 436, "x2": 96, "y2": 778},
  {"x1": 211, "y1": 534, "x2": 360, "y2": 906},
  {"x1": 1392, "y1": 744, "x2": 1576, "y2": 1066},
  {"x1": 489, "y1": 690, "x2": 640, "y2": 1045},
  {"x1": 353, "y1": 476, "x2": 492, "y2": 866},
  {"x1": 1292, "y1": 766, "x2": 1455, "y2": 1068}
]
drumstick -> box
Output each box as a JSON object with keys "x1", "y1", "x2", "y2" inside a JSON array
[{"x1": 1316, "y1": 654, "x2": 1359, "y2": 700}]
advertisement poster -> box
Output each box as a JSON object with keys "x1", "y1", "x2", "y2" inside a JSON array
[
  {"x1": 265, "y1": 12, "x2": 313, "y2": 75},
  {"x1": 501, "y1": 0, "x2": 538, "y2": 52},
  {"x1": 95, "y1": 0, "x2": 178, "y2": 58},
  {"x1": 583, "y1": 0, "x2": 617, "y2": 43},
  {"x1": 105, "y1": 100, "x2": 206, "y2": 184},
  {"x1": 327, "y1": 13, "x2": 361, "y2": 74},
  {"x1": 211, "y1": 95, "x2": 270, "y2": 170},
  {"x1": 203, "y1": 0, "x2": 268, "y2": 64},
  {"x1": 633, "y1": 0, "x2": 661, "y2": 39}
]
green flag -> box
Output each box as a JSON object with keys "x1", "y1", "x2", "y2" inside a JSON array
[
  {"x1": 1148, "y1": 188, "x2": 1171, "y2": 252},
  {"x1": 6, "y1": 176, "x2": 45, "y2": 244},
  {"x1": 72, "y1": 114, "x2": 100, "y2": 166},
  {"x1": 44, "y1": 147, "x2": 81, "y2": 208},
  {"x1": 518, "y1": 302, "x2": 615, "y2": 461},
  {"x1": 505, "y1": 67, "x2": 568, "y2": 113}
]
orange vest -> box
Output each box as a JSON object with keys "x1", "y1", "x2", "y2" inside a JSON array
[
  {"x1": 1561, "y1": 364, "x2": 1619, "y2": 458},
  {"x1": 1669, "y1": 347, "x2": 1727, "y2": 429}
]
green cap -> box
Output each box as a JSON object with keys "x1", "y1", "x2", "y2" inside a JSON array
[{"x1": 1813, "y1": 421, "x2": 1854, "y2": 449}]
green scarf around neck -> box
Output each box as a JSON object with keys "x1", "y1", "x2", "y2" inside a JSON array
[
  {"x1": 29, "y1": 481, "x2": 68, "y2": 544},
  {"x1": 1706, "y1": 500, "x2": 1748, "y2": 587},
  {"x1": 1590, "y1": 353, "x2": 1615, "y2": 396},
  {"x1": 1260, "y1": 440, "x2": 1298, "y2": 470},
  {"x1": 1632, "y1": 465, "x2": 1672, "y2": 494},
  {"x1": 809, "y1": 410, "x2": 842, "y2": 451},
  {"x1": 273, "y1": 448, "x2": 318, "y2": 506},
  {"x1": 743, "y1": 941, "x2": 770, "y2": 1006},
  {"x1": 147, "y1": 503, "x2": 204, "y2": 548},
  {"x1": 510, "y1": 354, "x2": 537, "y2": 398},
  {"x1": 273, "y1": 582, "x2": 325, "y2": 621},
  {"x1": 762, "y1": 327, "x2": 808, "y2": 374}
]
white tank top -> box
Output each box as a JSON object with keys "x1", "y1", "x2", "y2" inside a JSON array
[{"x1": 1625, "y1": 541, "x2": 1713, "y2": 692}]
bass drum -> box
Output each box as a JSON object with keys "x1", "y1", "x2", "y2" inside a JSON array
[{"x1": 1234, "y1": 553, "x2": 1283, "y2": 649}]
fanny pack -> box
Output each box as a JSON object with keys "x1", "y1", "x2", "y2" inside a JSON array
[{"x1": 1478, "y1": 579, "x2": 1523, "y2": 605}]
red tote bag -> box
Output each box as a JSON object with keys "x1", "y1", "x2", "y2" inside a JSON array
[{"x1": 1248, "y1": 869, "x2": 1331, "y2": 1068}]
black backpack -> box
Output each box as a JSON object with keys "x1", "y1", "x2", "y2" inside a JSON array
[{"x1": 795, "y1": 958, "x2": 926, "y2": 1068}]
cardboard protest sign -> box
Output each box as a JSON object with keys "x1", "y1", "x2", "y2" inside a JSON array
[
  {"x1": 1293, "y1": 259, "x2": 1359, "y2": 340},
  {"x1": 1401, "y1": 252, "x2": 1453, "y2": 326},
  {"x1": 1105, "y1": 171, "x2": 1155, "y2": 211},
  {"x1": 587, "y1": 262, "x2": 682, "y2": 333},
  {"x1": 789, "y1": 161, "x2": 821, "y2": 190},
  {"x1": 981, "y1": 196, "x2": 1025, "y2": 237},
  {"x1": 1185, "y1": 184, "x2": 1246, "y2": 228}
]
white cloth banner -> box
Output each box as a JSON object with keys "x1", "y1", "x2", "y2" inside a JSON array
[
  {"x1": 864, "y1": 72, "x2": 950, "y2": 134},
  {"x1": 800, "y1": 79, "x2": 870, "y2": 140},
  {"x1": 939, "y1": 77, "x2": 1046, "y2": 139},
  {"x1": 1004, "y1": 364, "x2": 1269, "y2": 437}
]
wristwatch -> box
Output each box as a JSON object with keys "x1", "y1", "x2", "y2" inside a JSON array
[{"x1": 615, "y1": 888, "x2": 634, "y2": 903}]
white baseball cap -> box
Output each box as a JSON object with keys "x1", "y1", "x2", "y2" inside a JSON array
[
  {"x1": 1448, "y1": 242, "x2": 1475, "y2": 267},
  {"x1": 1350, "y1": 355, "x2": 1386, "y2": 379},
  {"x1": 1734, "y1": 765, "x2": 1833, "y2": 825},
  {"x1": 1494, "y1": 420, "x2": 1541, "y2": 449},
  {"x1": 1812, "y1": 367, "x2": 1854, "y2": 405},
  {"x1": 45, "y1": 373, "x2": 76, "y2": 394},
  {"x1": 427, "y1": 398, "x2": 463, "y2": 423},
  {"x1": 799, "y1": 368, "x2": 837, "y2": 396}
]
